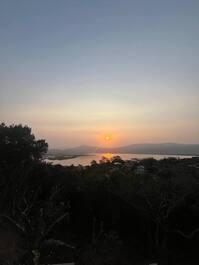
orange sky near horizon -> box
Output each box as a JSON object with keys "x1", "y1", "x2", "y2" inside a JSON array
[
  {"x1": 0, "y1": 1, "x2": 199, "y2": 148},
  {"x1": 31, "y1": 120, "x2": 199, "y2": 148}
]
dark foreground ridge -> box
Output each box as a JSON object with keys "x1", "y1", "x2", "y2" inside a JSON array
[{"x1": 1, "y1": 124, "x2": 199, "y2": 265}]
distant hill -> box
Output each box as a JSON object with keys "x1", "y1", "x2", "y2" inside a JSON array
[{"x1": 48, "y1": 143, "x2": 199, "y2": 156}]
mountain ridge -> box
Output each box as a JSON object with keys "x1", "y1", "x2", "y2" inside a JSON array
[{"x1": 48, "y1": 143, "x2": 199, "y2": 156}]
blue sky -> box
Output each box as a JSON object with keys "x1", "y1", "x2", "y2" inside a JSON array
[{"x1": 0, "y1": 0, "x2": 199, "y2": 147}]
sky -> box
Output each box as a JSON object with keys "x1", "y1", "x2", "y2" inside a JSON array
[{"x1": 0, "y1": 0, "x2": 199, "y2": 148}]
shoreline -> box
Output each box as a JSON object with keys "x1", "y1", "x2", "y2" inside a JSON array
[{"x1": 46, "y1": 154, "x2": 90, "y2": 160}]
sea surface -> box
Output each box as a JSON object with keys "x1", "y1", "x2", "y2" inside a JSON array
[{"x1": 46, "y1": 153, "x2": 195, "y2": 166}]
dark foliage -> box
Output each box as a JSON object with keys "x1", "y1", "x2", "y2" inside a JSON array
[
  {"x1": 0, "y1": 124, "x2": 199, "y2": 264},
  {"x1": 0, "y1": 123, "x2": 48, "y2": 165}
]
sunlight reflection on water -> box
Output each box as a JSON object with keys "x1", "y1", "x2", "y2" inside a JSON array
[
  {"x1": 102, "y1": 153, "x2": 114, "y2": 160},
  {"x1": 46, "y1": 153, "x2": 194, "y2": 166}
]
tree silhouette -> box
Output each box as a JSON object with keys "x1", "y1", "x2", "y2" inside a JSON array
[{"x1": 0, "y1": 123, "x2": 48, "y2": 164}]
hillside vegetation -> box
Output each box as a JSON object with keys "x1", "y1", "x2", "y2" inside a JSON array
[{"x1": 0, "y1": 124, "x2": 199, "y2": 265}]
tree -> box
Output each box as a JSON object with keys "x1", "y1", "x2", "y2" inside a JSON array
[
  {"x1": 0, "y1": 164, "x2": 73, "y2": 264},
  {"x1": 110, "y1": 156, "x2": 124, "y2": 165},
  {"x1": 0, "y1": 123, "x2": 48, "y2": 164}
]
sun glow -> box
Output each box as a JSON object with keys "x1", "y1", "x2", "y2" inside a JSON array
[
  {"x1": 104, "y1": 135, "x2": 111, "y2": 141},
  {"x1": 102, "y1": 153, "x2": 114, "y2": 160},
  {"x1": 97, "y1": 131, "x2": 118, "y2": 147}
]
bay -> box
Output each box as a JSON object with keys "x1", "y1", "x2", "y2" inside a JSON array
[{"x1": 45, "y1": 153, "x2": 195, "y2": 166}]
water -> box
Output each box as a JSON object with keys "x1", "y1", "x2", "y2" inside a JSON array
[{"x1": 46, "y1": 153, "x2": 194, "y2": 166}]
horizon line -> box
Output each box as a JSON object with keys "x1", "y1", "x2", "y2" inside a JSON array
[{"x1": 49, "y1": 142, "x2": 199, "y2": 150}]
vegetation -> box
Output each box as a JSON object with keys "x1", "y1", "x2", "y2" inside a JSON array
[
  {"x1": 0, "y1": 124, "x2": 199, "y2": 264},
  {"x1": 0, "y1": 123, "x2": 48, "y2": 164}
]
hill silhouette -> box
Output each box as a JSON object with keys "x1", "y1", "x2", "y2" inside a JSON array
[{"x1": 49, "y1": 143, "x2": 199, "y2": 156}]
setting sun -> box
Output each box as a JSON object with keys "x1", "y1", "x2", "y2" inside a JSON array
[{"x1": 105, "y1": 135, "x2": 111, "y2": 141}]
